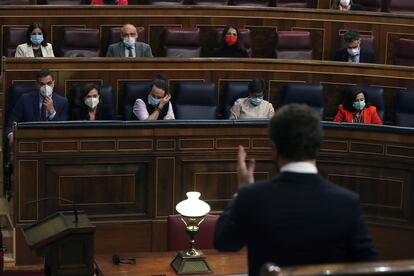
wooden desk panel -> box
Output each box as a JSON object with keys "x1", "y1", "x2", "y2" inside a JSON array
[{"x1": 10, "y1": 121, "x2": 414, "y2": 265}]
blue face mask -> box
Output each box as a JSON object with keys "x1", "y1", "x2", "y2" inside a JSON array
[
  {"x1": 30, "y1": 34, "x2": 44, "y2": 45},
  {"x1": 353, "y1": 100, "x2": 366, "y2": 111},
  {"x1": 250, "y1": 97, "x2": 263, "y2": 106},
  {"x1": 148, "y1": 94, "x2": 161, "y2": 107}
]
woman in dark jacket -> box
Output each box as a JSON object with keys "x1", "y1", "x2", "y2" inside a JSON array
[
  {"x1": 214, "y1": 25, "x2": 249, "y2": 58},
  {"x1": 72, "y1": 83, "x2": 115, "y2": 120}
]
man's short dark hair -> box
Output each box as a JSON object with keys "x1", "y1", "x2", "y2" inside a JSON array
[
  {"x1": 36, "y1": 68, "x2": 53, "y2": 80},
  {"x1": 268, "y1": 103, "x2": 322, "y2": 161},
  {"x1": 248, "y1": 79, "x2": 265, "y2": 94},
  {"x1": 344, "y1": 30, "x2": 360, "y2": 43},
  {"x1": 152, "y1": 74, "x2": 168, "y2": 94}
]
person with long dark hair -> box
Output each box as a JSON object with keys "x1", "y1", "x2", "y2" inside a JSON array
[
  {"x1": 214, "y1": 25, "x2": 248, "y2": 58},
  {"x1": 72, "y1": 83, "x2": 115, "y2": 121},
  {"x1": 15, "y1": 22, "x2": 54, "y2": 57},
  {"x1": 333, "y1": 86, "x2": 382, "y2": 124}
]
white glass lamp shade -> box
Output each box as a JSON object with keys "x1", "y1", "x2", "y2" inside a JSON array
[{"x1": 176, "y1": 192, "x2": 210, "y2": 217}]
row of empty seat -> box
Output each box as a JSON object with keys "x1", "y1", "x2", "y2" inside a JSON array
[
  {"x1": 7, "y1": 80, "x2": 414, "y2": 127},
  {"x1": 5, "y1": 26, "x2": 414, "y2": 65}
]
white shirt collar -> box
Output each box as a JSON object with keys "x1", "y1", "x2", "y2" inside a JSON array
[{"x1": 280, "y1": 161, "x2": 318, "y2": 174}]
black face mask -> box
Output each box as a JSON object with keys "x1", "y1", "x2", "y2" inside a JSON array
[{"x1": 103, "y1": 0, "x2": 117, "y2": 4}]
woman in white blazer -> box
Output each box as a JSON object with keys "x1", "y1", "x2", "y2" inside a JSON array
[{"x1": 15, "y1": 22, "x2": 55, "y2": 57}]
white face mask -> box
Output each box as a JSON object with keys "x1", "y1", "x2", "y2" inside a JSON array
[
  {"x1": 39, "y1": 84, "x2": 53, "y2": 98},
  {"x1": 84, "y1": 97, "x2": 99, "y2": 109},
  {"x1": 123, "y1": 36, "x2": 136, "y2": 48},
  {"x1": 347, "y1": 47, "x2": 360, "y2": 57},
  {"x1": 340, "y1": 0, "x2": 350, "y2": 6}
]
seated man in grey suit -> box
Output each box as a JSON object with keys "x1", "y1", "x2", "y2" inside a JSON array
[{"x1": 106, "y1": 24, "x2": 153, "y2": 57}]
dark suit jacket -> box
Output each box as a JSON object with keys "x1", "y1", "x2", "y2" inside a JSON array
[
  {"x1": 333, "y1": 47, "x2": 377, "y2": 63},
  {"x1": 7, "y1": 90, "x2": 69, "y2": 134},
  {"x1": 214, "y1": 172, "x2": 377, "y2": 276},
  {"x1": 71, "y1": 103, "x2": 115, "y2": 120},
  {"x1": 106, "y1": 41, "x2": 153, "y2": 57}
]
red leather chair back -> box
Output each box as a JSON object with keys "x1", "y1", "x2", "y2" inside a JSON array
[
  {"x1": 167, "y1": 214, "x2": 219, "y2": 251},
  {"x1": 60, "y1": 28, "x2": 100, "y2": 57},
  {"x1": 275, "y1": 31, "x2": 312, "y2": 60},
  {"x1": 386, "y1": 0, "x2": 414, "y2": 12},
  {"x1": 163, "y1": 28, "x2": 201, "y2": 57},
  {"x1": 5, "y1": 27, "x2": 28, "y2": 57}
]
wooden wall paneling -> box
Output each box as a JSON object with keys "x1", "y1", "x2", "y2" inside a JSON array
[
  {"x1": 93, "y1": 222, "x2": 154, "y2": 253},
  {"x1": 10, "y1": 121, "x2": 414, "y2": 265},
  {"x1": 17, "y1": 160, "x2": 38, "y2": 223},
  {"x1": 156, "y1": 157, "x2": 175, "y2": 218},
  {"x1": 369, "y1": 223, "x2": 414, "y2": 260}
]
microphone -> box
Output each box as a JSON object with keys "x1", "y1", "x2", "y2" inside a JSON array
[
  {"x1": 25, "y1": 196, "x2": 79, "y2": 224},
  {"x1": 112, "y1": 254, "x2": 136, "y2": 265}
]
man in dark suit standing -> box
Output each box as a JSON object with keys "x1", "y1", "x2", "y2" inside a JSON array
[
  {"x1": 7, "y1": 69, "x2": 69, "y2": 143},
  {"x1": 333, "y1": 30, "x2": 377, "y2": 63},
  {"x1": 106, "y1": 24, "x2": 153, "y2": 57},
  {"x1": 214, "y1": 104, "x2": 377, "y2": 276}
]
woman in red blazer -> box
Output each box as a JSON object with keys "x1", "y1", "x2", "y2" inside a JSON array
[
  {"x1": 334, "y1": 86, "x2": 382, "y2": 124},
  {"x1": 90, "y1": 0, "x2": 128, "y2": 5}
]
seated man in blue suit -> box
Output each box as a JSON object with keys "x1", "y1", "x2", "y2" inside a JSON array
[
  {"x1": 333, "y1": 30, "x2": 377, "y2": 63},
  {"x1": 7, "y1": 68, "x2": 69, "y2": 143},
  {"x1": 214, "y1": 104, "x2": 377, "y2": 276},
  {"x1": 106, "y1": 24, "x2": 153, "y2": 58}
]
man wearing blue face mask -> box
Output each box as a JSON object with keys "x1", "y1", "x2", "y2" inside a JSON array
[
  {"x1": 333, "y1": 30, "x2": 376, "y2": 64},
  {"x1": 106, "y1": 24, "x2": 153, "y2": 57},
  {"x1": 15, "y1": 22, "x2": 54, "y2": 57},
  {"x1": 133, "y1": 75, "x2": 175, "y2": 120},
  {"x1": 229, "y1": 79, "x2": 274, "y2": 120}
]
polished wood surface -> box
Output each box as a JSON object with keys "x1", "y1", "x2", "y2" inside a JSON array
[
  {"x1": 95, "y1": 250, "x2": 247, "y2": 276},
  {"x1": 9, "y1": 121, "x2": 414, "y2": 265},
  {"x1": 95, "y1": 250, "x2": 414, "y2": 276},
  {"x1": 0, "y1": 6, "x2": 413, "y2": 62}
]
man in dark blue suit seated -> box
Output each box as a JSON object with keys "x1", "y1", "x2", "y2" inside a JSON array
[
  {"x1": 333, "y1": 30, "x2": 377, "y2": 63},
  {"x1": 214, "y1": 104, "x2": 377, "y2": 276},
  {"x1": 7, "y1": 68, "x2": 69, "y2": 143}
]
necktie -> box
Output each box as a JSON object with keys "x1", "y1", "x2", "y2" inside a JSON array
[
  {"x1": 350, "y1": 55, "x2": 357, "y2": 63},
  {"x1": 40, "y1": 104, "x2": 46, "y2": 121},
  {"x1": 128, "y1": 47, "x2": 134, "y2": 57}
]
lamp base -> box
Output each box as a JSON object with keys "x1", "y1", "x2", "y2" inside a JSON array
[{"x1": 171, "y1": 251, "x2": 212, "y2": 274}]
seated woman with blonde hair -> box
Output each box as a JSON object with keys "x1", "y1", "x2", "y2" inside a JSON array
[
  {"x1": 229, "y1": 79, "x2": 274, "y2": 120},
  {"x1": 333, "y1": 86, "x2": 382, "y2": 124}
]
